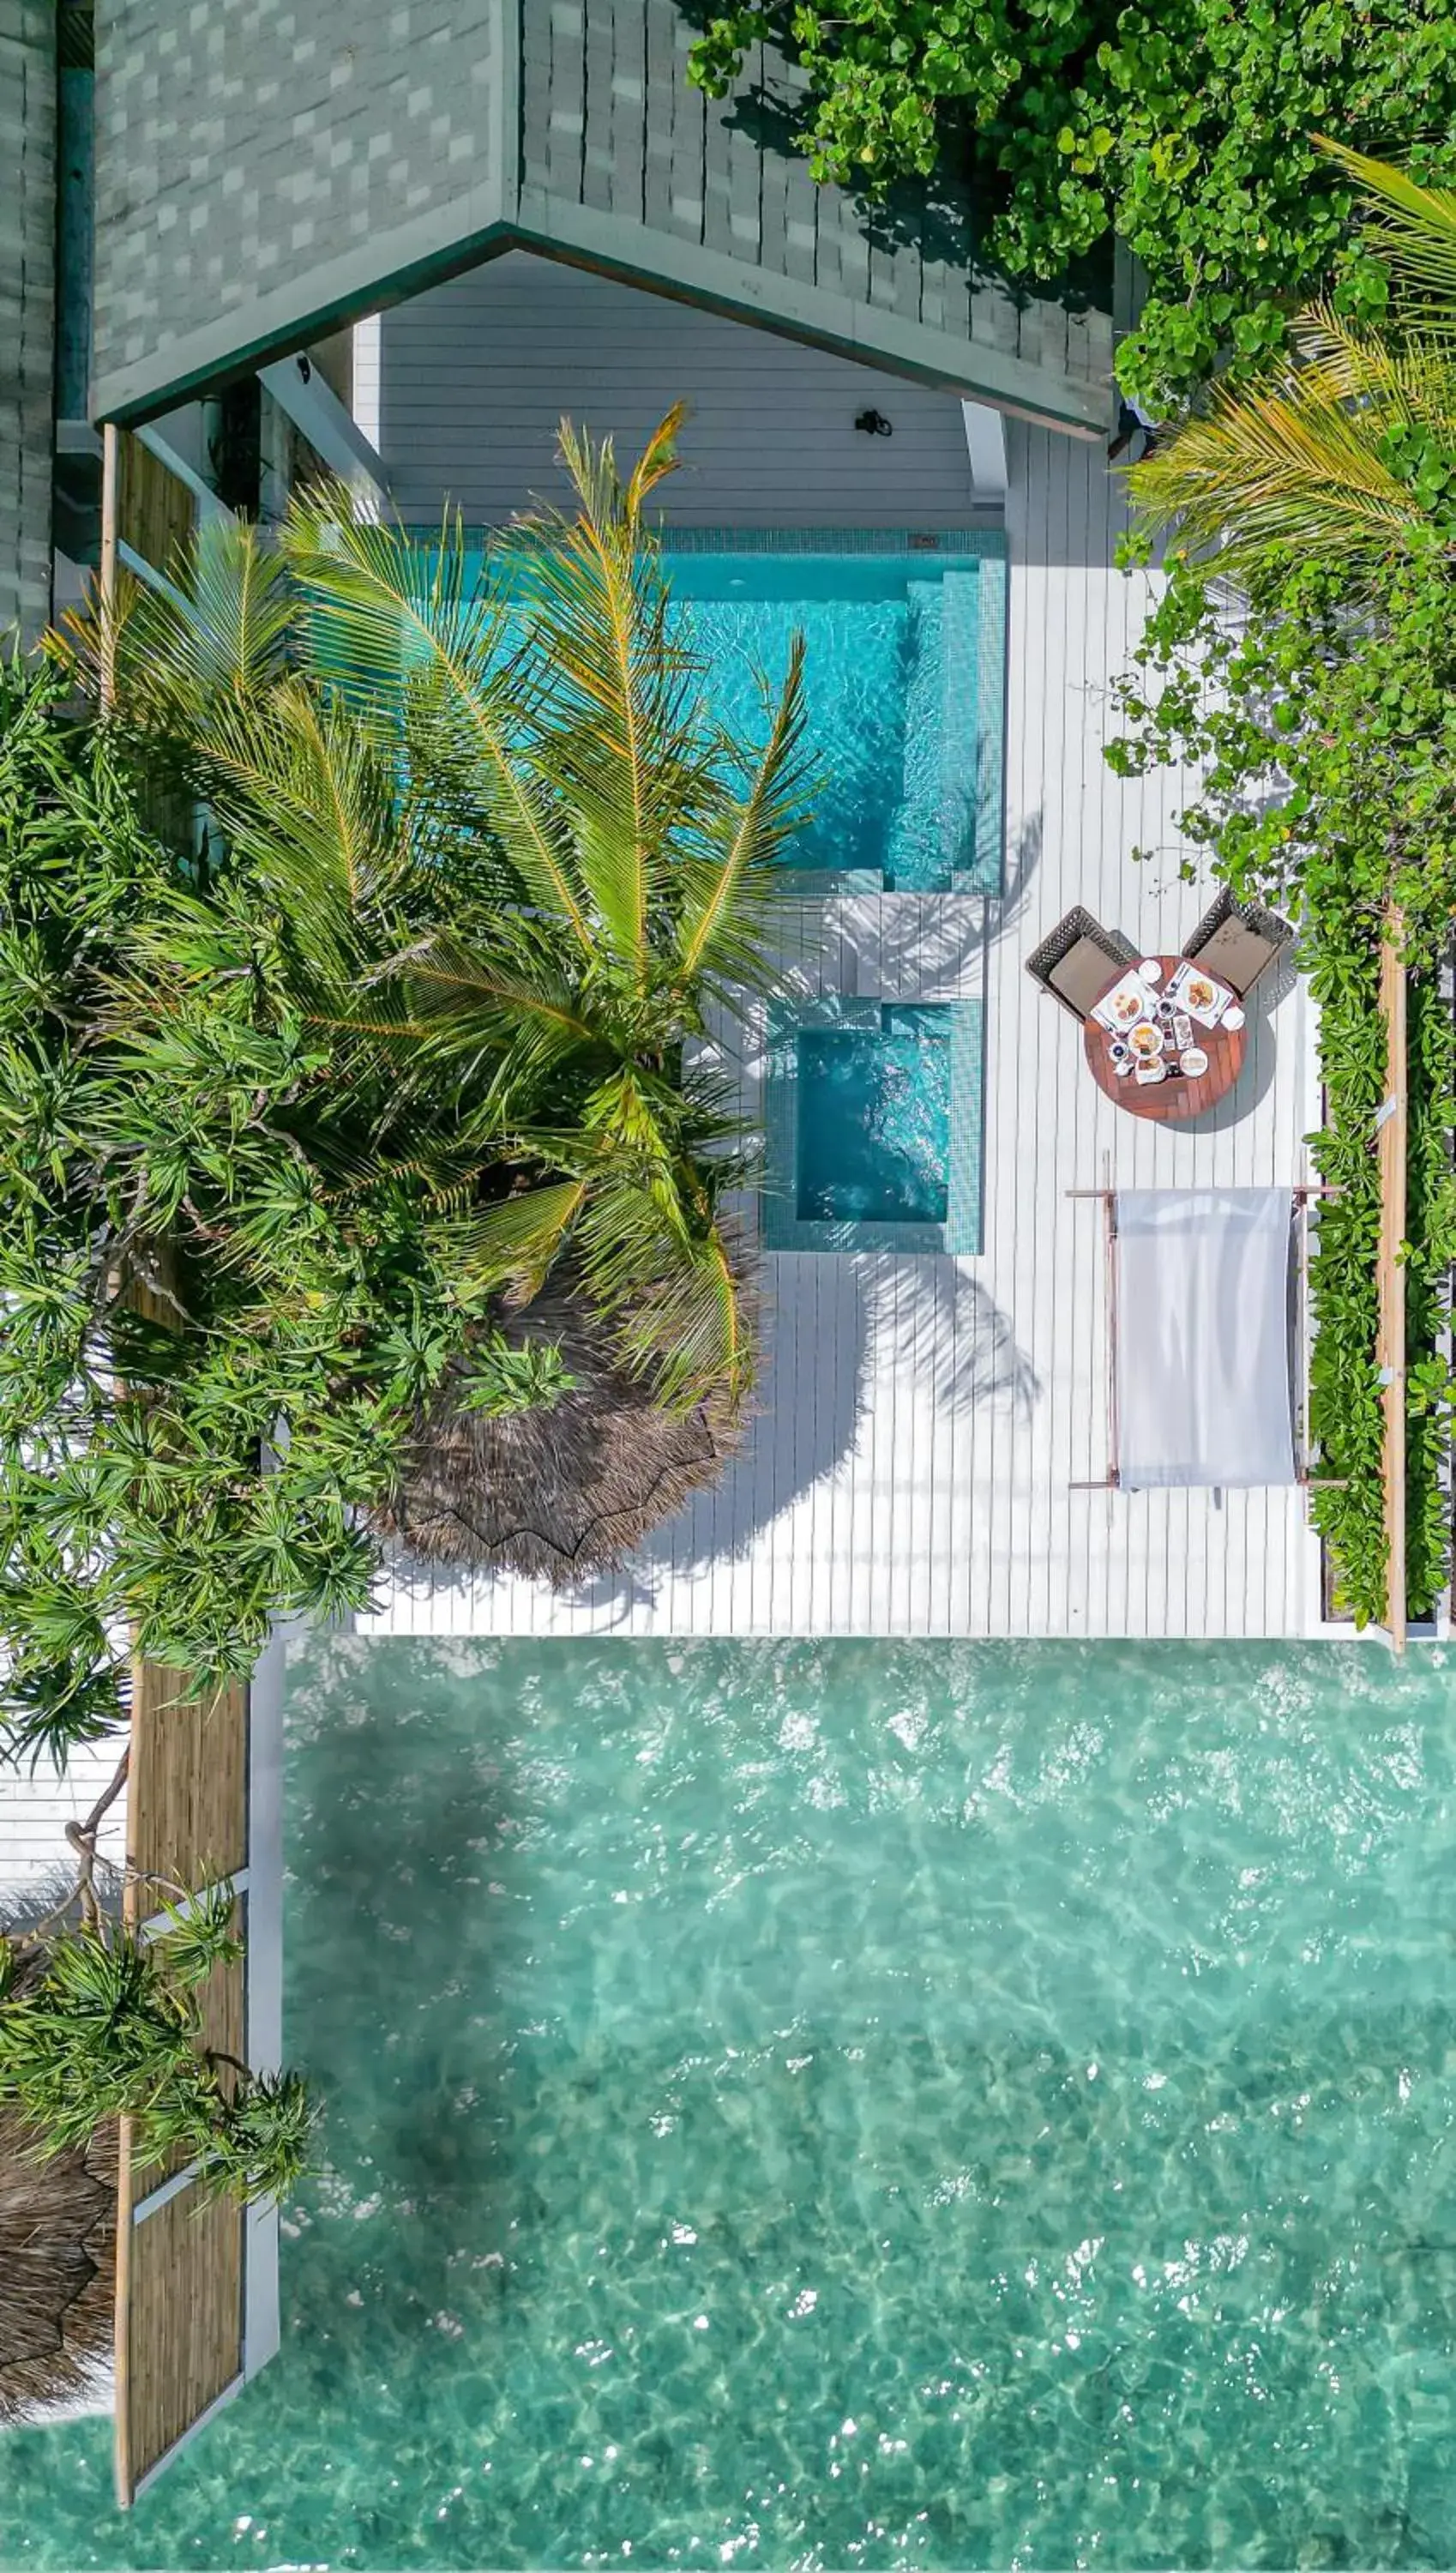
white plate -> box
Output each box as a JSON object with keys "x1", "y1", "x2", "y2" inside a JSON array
[
  {"x1": 1092, "y1": 969, "x2": 1154, "y2": 1033},
  {"x1": 1180, "y1": 1045, "x2": 1208, "y2": 1076},
  {"x1": 1139, "y1": 958, "x2": 1163, "y2": 982},
  {"x1": 1134, "y1": 1063, "x2": 1164, "y2": 1085},
  {"x1": 1168, "y1": 959, "x2": 1230, "y2": 1028}
]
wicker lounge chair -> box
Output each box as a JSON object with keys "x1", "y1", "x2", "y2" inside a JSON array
[
  {"x1": 1182, "y1": 887, "x2": 1293, "y2": 997},
  {"x1": 1025, "y1": 907, "x2": 1138, "y2": 1021}
]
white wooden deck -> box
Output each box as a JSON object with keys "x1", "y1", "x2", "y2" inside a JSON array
[
  {"x1": 356, "y1": 260, "x2": 1322, "y2": 1642},
  {"x1": 0, "y1": 1736, "x2": 127, "y2": 1909}
]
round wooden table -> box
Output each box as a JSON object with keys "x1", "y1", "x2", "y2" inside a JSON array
[{"x1": 1083, "y1": 954, "x2": 1247, "y2": 1122}]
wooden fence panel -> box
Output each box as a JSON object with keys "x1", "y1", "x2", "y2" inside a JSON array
[
  {"x1": 118, "y1": 2187, "x2": 244, "y2": 2502},
  {"x1": 115, "y1": 1677, "x2": 251, "y2": 2504},
  {"x1": 118, "y1": 429, "x2": 194, "y2": 580},
  {"x1": 125, "y1": 1671, "x2": 249, "y2": 1908}
]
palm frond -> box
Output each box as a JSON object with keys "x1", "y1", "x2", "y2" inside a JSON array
[
  {"x1": 672, "y1": 634, "x2": 813, "y2": 995},
  {"x1": 506, "y1": 407, "x2": 710, "y2": 972},
  {"x1": 192, "y1": 678, "x2": 406, "y2": 933},
  {"x1": 441, "y1": 1179, "x2": 590, "y2": 1299},
  {"x1": 1314, "y1": 137, "x2": 1456, "y2": 331},
  {"x1": 1129, "y1": 350, "x2": 1425, "y2": 568},
  {"x1": 572, "y1": 1169, "x2": 753, "y2": 1409},
  {"x1": 284, "y1": 492, "x2": 598, "y2": 955},
  {"x1": 61, "y1": 519, "x2": 298, "y2": 742}
]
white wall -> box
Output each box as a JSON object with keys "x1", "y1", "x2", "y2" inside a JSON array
[{"x1": 377, "y1": 250, "x2": 987, "y2": 529}]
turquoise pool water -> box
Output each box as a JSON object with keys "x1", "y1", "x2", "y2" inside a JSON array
[
  {"x1": 665, "y1": 545, "x2": 1005, "y2": 892},
  {"x1": 797, "y1": 1006, "x2": 951, "y2": 1226},
  {"x1": 5, "y1": 1639, "x2": 1456, "y2": 2570}
]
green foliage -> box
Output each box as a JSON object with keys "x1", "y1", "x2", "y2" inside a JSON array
[
  {"x1": 0, "y1": 656, "x2": 571, "y2": 1763},
  {"x1": 0, "y1": 413, "x2": 809, "y2": 1764},
  {"x1": 0, "y1": 1893, "x2": 313, "y2": 2204},
  {"x1": 1125, "y1": 151, "x2": 1456, "y2": 581},
  {"x1": 1108, "y1": 545, "x2": 1456, "y2": 1624},
  {"x1": 82, "y1": 409, "x2": 809, "y2": 1417},
  {"x1": 687, "y1": 2, "x2": 1456, "y2": 407}
]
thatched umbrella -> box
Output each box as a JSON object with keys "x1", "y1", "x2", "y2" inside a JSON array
[
  {"x1": 371, "y1": 1279, "x2": 745, "y2": 1585},
  {"x1": 0, "y1": 1941, "x2": 117, "y2": 2425},
  {"x1": 0, "y1": 2112, "x2": 117, "y2": 2424}
]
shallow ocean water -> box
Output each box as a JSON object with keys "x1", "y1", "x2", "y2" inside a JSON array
[{"x1": 3, "y1": 1637, "x2": 1456, "y2": 2570}]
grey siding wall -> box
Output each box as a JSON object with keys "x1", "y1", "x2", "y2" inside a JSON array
[
  {"x1": 381, "y1": 254, "x2": 982, "y2": 528},
  {"x1": 0, "y1": 0, "x2": 54, "y2": 642},
  {"x1": 93, "y1": 0, "x2": 508, "y2": 407},
  {"x1": 92, "y1": 0, "x2": 1111, "y2": 431}
]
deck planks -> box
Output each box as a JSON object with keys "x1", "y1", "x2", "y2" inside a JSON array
[{"x1": 362, "y1": 280, "x2": 1321, "y2": 1641}]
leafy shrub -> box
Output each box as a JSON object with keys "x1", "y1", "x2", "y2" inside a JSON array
[
  {"x1": 0, "y1": 415, "x2": 807, "y2": 1768},
  {"x1": 688, "y1": 3, "x2": 1456, "y2": 407},
  {"x1": 0, "y1": 657, "x2": 574, "y2": 1769},
  {"x1": 0, "y1": 1889, "x2": 312, "y2": 2205},
  {"x1": 1108, "y1": 541, "x2": 1456, "y2": 1624}
]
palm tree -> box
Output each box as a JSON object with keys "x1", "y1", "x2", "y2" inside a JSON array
[
  {"x1": 81, "y1": 408, "x2": 811, "y2": 1421},
  {"x1": 1128, "y1": 141, "x2": 1456, "y2": 574}
]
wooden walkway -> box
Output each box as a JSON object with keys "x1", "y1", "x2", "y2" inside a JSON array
[{"x1": 364, "y1": 271, "x2": 1323, "y2": 1639}]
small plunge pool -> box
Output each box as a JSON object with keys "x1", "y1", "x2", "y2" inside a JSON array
[{"x1": 797, "y1": 1004, "x2": 951, "y2": 1226}]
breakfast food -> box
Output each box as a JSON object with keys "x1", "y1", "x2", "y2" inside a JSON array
[
  {"x1": 1181, "y1": 1045, "x2": 1208, "y2": 1076},
  {"x1": 1185, "y1": 974, "x2": 1216, "y2": 1012},
  {"x1": 1111, "y1": 988, "x2": 1143, "y2": 1025},
  {"x1": 1129, "y1": 1021, "x2": 1162, "y2": 1058}
]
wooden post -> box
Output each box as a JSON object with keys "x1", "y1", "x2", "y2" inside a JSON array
[
  {"x1": 1377, "y1": 901, "x2": 1407, "y2": 1650},
  {"x1": 99, "y1": 420, "x2": 119, "y2": 713}
]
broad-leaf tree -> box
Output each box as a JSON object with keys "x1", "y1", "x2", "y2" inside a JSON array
[{"x1": 1130, "y1": 146, "x2": 1456, "y2": 574}]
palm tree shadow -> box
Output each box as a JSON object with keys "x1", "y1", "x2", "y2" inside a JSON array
[
  {"x1": 984, "y1": 813, "x2": 1042, "y2": 954},
  {"x1": 639, "y1": 1250, "x2": 1039, "y2": 1574}
]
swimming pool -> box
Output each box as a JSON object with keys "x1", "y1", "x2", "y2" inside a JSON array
[
  {"x1": 797, "y1": 1005, "x2": 952, "y2": 1227},
  {"x1": 665, "y1": 536, "x2": 1008, "y2": 894},
  {"x1": 5, "y1": 1637, "x2": 1455, "y2": 2570}
]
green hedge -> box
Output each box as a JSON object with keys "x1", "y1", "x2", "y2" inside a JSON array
[
  {"x1": 687, "y1": 2, "x2": 1456, "y2": 409},
  {"x1": 1109, "y1": 542, "x2": 1456, "y2": 1624}
]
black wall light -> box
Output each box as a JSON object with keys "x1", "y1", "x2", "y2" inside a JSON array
[{"x1": 854, "y1": 407, "x2": 894, "y2": 437}]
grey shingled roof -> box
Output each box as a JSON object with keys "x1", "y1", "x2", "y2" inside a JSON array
[
  {"x1": 93, "y1": 0, "x2": 1113, "y2": 437},
  {"x1": 0, "y1": 0, "x2": 55, "y2": 643}
]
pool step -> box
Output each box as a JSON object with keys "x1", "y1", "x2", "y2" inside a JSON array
[
  {"x1": 938, "y1": 570, "x2": 986, "y2": 889},
  {"x1": 945, "y1": 998, "x2": 985, "y2": 1255},
  {"x1": 886, "y1": 580, "x2": 946, "y2": 891}
]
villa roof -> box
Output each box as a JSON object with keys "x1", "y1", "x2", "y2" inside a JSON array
[
  {"x1": 91, "y1": 0, "x2": 1114, "y2": 438},
  {"x1": 0, "y1": 0, "x2": 55, "y2": 642}
]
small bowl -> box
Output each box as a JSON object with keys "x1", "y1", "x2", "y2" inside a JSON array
[
  {"x1": 1224, "y1": 1003, "x2": 1246, "y2": 1030},
  {"x1": 1139, "y1": 959, "x2": 1164, "y2": 983}
]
